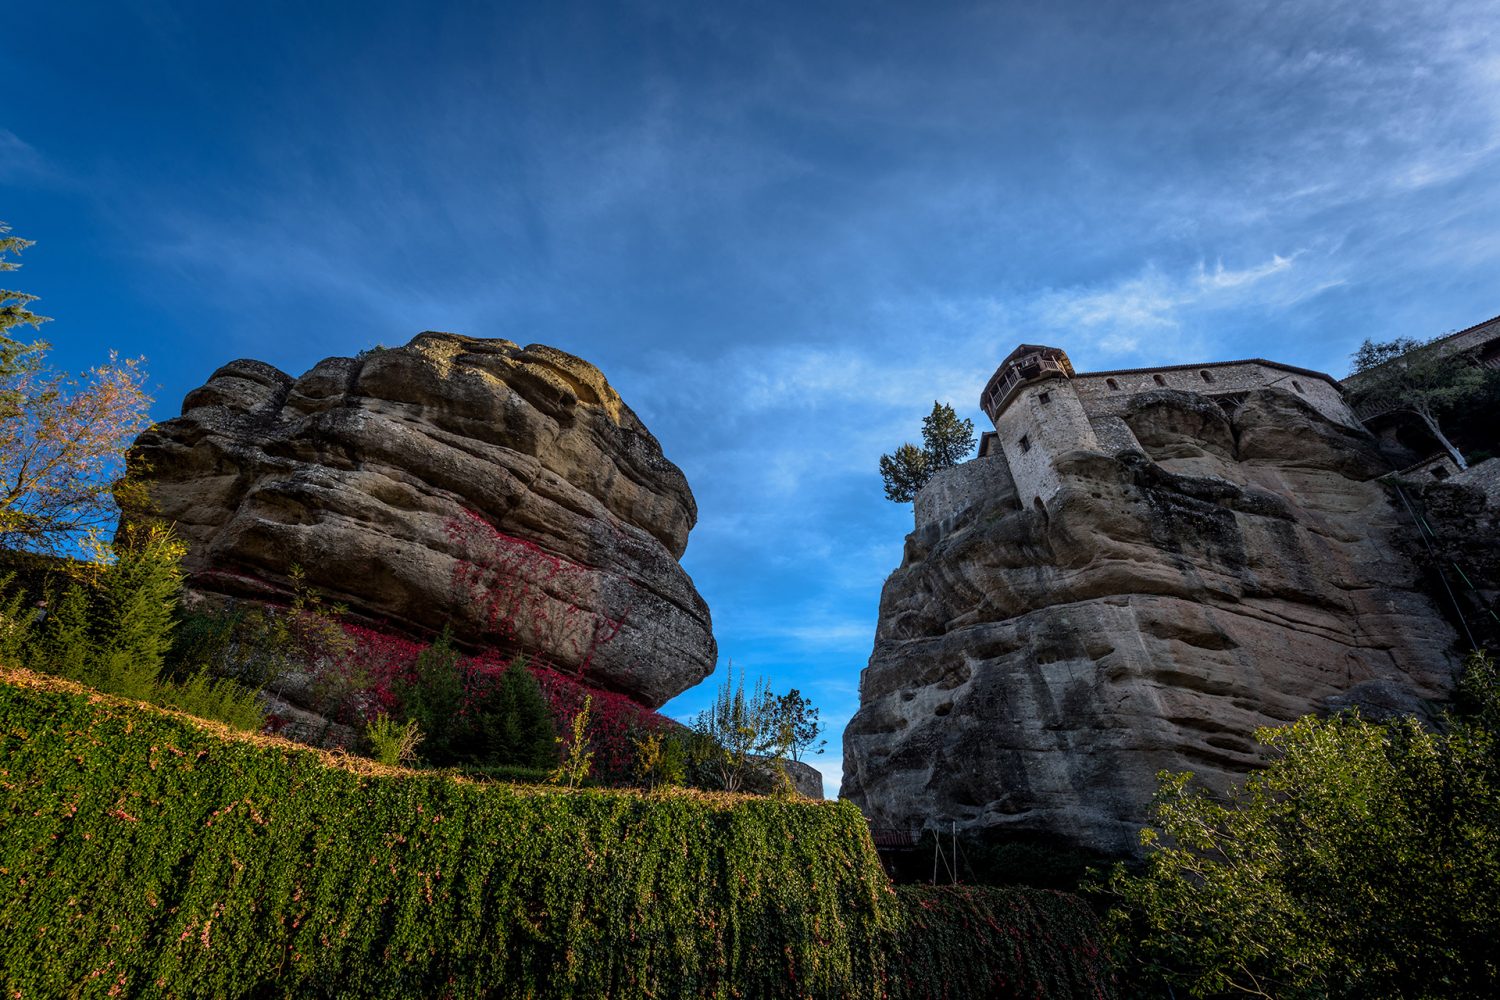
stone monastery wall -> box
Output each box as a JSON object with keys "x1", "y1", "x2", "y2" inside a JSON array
[
  {"x1": 916, "y1": 351, "x2": 1364, "y2": 522},
  {"x1": 914, "y1": 455, "x2": 1018, "y2": 528},
  {"x1": 1071, "y1": 361, "x2": 1359, "y2": 430}
]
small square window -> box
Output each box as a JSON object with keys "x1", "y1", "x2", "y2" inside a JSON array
[
  {"x1": 1019, "y1": 434, "x2": 1031, "y2": 453},
  {"x1": 1038, "y1": 391, "x2": 1051, "y2": 405}
]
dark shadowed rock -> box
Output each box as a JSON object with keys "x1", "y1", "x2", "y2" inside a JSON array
[{"x1": 130, "y1": 333, "x2": 715, "y2": 708}]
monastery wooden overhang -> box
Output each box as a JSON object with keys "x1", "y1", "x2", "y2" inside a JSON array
[{"x1": 980, "y1": 345, "x2": 1075, "y2": 422}]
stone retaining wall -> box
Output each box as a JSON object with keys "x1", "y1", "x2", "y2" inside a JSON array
[{"x1": 914, "y1": 456, "x2": 1018, "y2": 528}]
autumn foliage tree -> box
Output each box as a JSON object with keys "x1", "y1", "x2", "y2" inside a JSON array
[{"x1": 0, "y1": 223, "x2": 153, "y2": 554}]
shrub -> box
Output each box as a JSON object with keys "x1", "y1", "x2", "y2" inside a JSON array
[
  {"x1": 0, "y1": 523, "x2": 263, "y2": 730},
  {"x1": 1102, "y1": 652, "x2": 1500, "y2": 999},
  {"x1": 166, "y1": 590, "x2": 351, "y2": 699},
  {"x1": 550, "y1": 693, "x2": 594, "y2": 788},
  {"x1": 365, "y1": 713, "x2": 424, "y2": 766},
  {"x1": 532, "y1": 665, "x2": 671, "y2": 784},
  {"x1": 632, "y1": 727, "x2": 687, "y2": 790}
]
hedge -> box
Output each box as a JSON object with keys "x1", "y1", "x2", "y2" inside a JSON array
[{"x1": 0, "y1": 668, "x2": 1115, "y2": 998}]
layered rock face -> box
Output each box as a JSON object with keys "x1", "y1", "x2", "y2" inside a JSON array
[
  {"x1": 842, "y1": 388, "x2": 1462, "y2": 856},
  {"x1": 131, "y1": 333, "x2": 713, "y2": 707}
]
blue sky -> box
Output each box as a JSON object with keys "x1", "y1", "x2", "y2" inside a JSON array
[{"x1": 5, "y1": 0, "x2": 1499, "y2": 795}]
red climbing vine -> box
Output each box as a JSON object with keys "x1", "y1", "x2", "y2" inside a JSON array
[{"x1": 445, "y1": 510, "x2": 630, "y2": 675}]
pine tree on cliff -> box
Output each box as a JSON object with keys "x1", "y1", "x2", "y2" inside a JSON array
[
  {"x1": 878, "y1": 401, "x2": 976, "y2": 502},
  {"x1": 0, "y1": 222, "x2": 50, "y2": 409}
]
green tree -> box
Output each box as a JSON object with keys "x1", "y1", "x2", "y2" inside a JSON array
[
  {"x1": 1103, "y1": 651, "x2": 1500, "y2": 999},
  {"x1": 462, "y1": 655, "x2": 556, "y2": 769},
  {"x1": 878, "y1": 401, "x2": 976, "y2": 502},
  {"x1": 395, "y1": 637, "x2": 555, "y2": 770},
  {"x1": 693, "y1": 665, "x2": 782, "y2": 792},
  {"x1": 878, "y1": 443, "x2": 932, "y2": 503},
  {"x1": 85, "y1": 522, "x2": 187, "y2": 699},
  {"x1": 395, "y1": 628, "x2": 465, "y2": 759},
  {"x1": 774, "y1": 688, "x2": 826, "y2": 762},
  {"x1": 1348, "y1": 336, "x2": 1487, "y2": 469},
  {"x1": 0, "y1": 221, "x2": 50, "y2": 396},
  {"x1": 3, "y1": 521, "x2": 263, "y2": 729},
  {"x1": 921, "y1": 399, "x2": 977, "y2": 467}
]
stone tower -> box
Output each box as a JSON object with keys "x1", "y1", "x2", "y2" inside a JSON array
[{"x1": 979, "y1": 344, "x2": 1101, "y2": 511}]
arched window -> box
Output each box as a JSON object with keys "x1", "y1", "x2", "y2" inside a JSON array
[
  {"x1": 1291, "y1": 380, "x2": 1304, "y2": 394},
  {"x1": 1153, "y1": 373, "x2": 1166, "y2": 387},
  {"x1": 1200, "y1": 369, "x2": 1214, "y2": 383},
  {"x1": 1106, "y1": 378, "x2": 1119, "y2": 391}
]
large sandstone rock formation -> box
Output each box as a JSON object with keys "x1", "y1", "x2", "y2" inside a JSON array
[
  {"x1": 842, "y1": 388, "x2": 1463, "y2": 856},
  {"x1": 131, "y1": 333, "x2": 713, "y2": 708}
]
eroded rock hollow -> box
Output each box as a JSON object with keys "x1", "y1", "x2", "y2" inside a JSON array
[
  {"x1": 131, "y1": 333, "x2": 714, "y2": 708},
  {"x1": 842, "y1": 387, "x2": 1462, "y2": 856}
]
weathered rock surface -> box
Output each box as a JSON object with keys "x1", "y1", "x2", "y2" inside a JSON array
[
  {"x1": 842, "y1": 388, "x2": 1463, "y2": 857},
  {"x1": 131, "y1": 333, "x2": 714, "y2": 708},
  {"x1": 1396, "y1": 470, "x2": 1500, "y2": 652}
]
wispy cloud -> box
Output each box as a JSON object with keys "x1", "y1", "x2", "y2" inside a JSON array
[
  {"x1": 1028, "y1": 253, "x2": 1321, "y2": 358},
  {"x1": 0, "y1": 129, "x2": 48, "y2": 182},
  {"x1": 771, "y1": 621, "x2": 872, "y2": 650}
]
